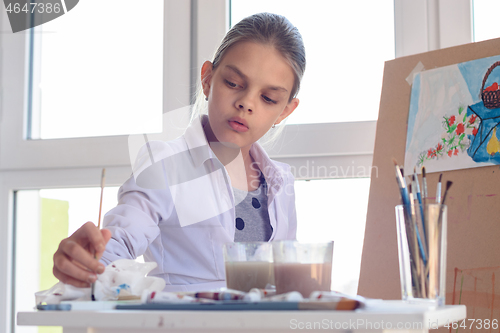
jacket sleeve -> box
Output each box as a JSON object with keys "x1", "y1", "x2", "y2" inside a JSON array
[{"x1": 100, "y1": 166, "x2": 173, "y2": 265}]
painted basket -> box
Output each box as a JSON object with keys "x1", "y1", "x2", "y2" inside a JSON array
[{"x1": 481, "y1": 61, "x2": 500, "y2": 109}]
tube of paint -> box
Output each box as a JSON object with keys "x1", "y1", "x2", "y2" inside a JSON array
[
  {"x1": 309, "y1": 291, "x2": 365, "y2": 309},
  {"x1": 141, "y1": 290, "x2": 196, "y2": 303},
  {"x1": 249, "y1": 288, "x2": 277, "y2": 298},
  {"x1": 194, "y1": 289, "x2": 247, "y2": 301},
  {"x1": 260, "y1": 291, "x2": 303, "y2": 302}
]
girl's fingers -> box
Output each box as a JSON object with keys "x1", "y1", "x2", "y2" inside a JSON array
[
  {"x1": 96, "y1": 229, "x2": 112, "y2": 260},
  {"x1": 53, "y1": 222, "x2": 109, "y2": 286},
  {"x1": 58, "y1": 238, "x2": 105, "y2": 274},
  {"x1": 101, "y1": 228, "x2": 112, "y2": 243},
  {"x1": 53, "y1": 252, "x2": 98, "y2": 286},
  {"x1": 76, "y1": 222, "x2": 107, "y2": 253},
  {"x1": 53, "y1": 265, "x2": 92, "y2": 288}
]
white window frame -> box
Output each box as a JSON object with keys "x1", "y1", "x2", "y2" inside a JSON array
[
  {"x1": 0, "y1": 0, "x2": 472, "y2": 331},
  {"x1": 0, "y1": 1, "x2": 192, "y2": 331}
]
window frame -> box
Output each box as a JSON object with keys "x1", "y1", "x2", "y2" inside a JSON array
[
  {"x1": 0, "y1": 0, "x2": 473, "y2": 331},
  {"x1": 0, "y1": 1, "x2": 193, "y2": 331}
]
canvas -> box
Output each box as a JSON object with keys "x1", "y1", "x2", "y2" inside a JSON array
[{"x1": 404, "y1": 55, "x2": 500, "y2": 173}]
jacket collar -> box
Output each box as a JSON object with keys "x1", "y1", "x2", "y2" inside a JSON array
[
  {"x1": 249, "y1": 142, "x2": 284, "y2": 193},
  {"x1": 184, "y1": 115, "x2": 216, "y2": 167},
  {"x1": 184, "y1": 115, "x2": 285, "y2": 191}
]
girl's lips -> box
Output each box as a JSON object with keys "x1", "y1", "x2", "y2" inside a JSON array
[{"x1": 228, "y1": 120, "x2": 249, "y2": 132}]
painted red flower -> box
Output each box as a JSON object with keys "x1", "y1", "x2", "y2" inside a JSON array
[
  {"x1": 427, "y1": 148, "x2": 433, "y2": 158},
  {"x1": 448, "y1": 115, "x2": 456, "y2": 126},
  {"x1": 473, "y1": 127, "x2": 478, "y2": 136},
  {"x1": 437, "y1": 143, "x2": 443, "y2": 151},
  {"x1": 454, "y1": 148, "x2": 459, "y2": 155},
  {"x1": 456, "y1": 123, "x2": 465, "y2": 135},
  {"x1": 448, "y1": 150, "x2": 453, "y2": 157},
  {"x1": 469, "y1": 114, "x2": 478, "y2": 124}
]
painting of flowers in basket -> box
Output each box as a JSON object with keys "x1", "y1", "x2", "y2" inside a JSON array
[{"x1": 404, "y1": 55, "x2": 500, "y2": 173}]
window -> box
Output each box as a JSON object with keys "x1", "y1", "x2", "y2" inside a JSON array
[
  {"x1": 29, "y1": 0, "x2": 163, "y2": 139},
  {"x1": 15, "y1": 188, "x2": 119, "y2": 333},
  {"x1": 473, "y1": 0, "x2": 500, "y2": 42},
  {"x1": 294, "y1": 178, "x2": 370, "y2": 294},
  {"x1": 231, "y1": 0, "x2": 395, "y2": 124}
]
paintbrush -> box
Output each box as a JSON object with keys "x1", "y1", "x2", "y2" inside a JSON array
[
  {"x1": 298, "y1": 298, "x2": 362, "y2": 311},
  {"x1": 421, "y1": 167, "x2": 428, "y2": 201},
  {"x1": 435, "y1": 173, "x2": 443, "y2": 204},
  {"x1": 393, "y1": 159, "x2": 422, "y2": 295},
  {"x1": 412, "y1": 173, "x2": 427, "y2": 259},
  {"x1": 437, "y1": 181, "x2": 452, "y2": 233},
  {"x1": 392, "y1": 159, "x2": 408, "y2": 202},
  {"x1": 91, "y1": 168, "x2": 106, "y2": 301},
  {"x1": 429, "y1": 180, "x2": 452, "y2": 299},
  {"x1": 413, "y1": 168, "x2": 426, "y2": 238},
  {"x1": 413, "y1": 167, "x2": 422, "y2": 200},
  {"x1": 421, "y1": 167, "x2": 429, "y2": 252},
  {"x1": 115, "y1": 299, "x2": 363, "y2": 311},
  {"x1": 408, "y1": 184, "x2": 420, "y2": 268},
  {"x1": 392, "y1": 160, "x2": 412, "y2": 248},
  {"x1": 409, "y1": 183, "x2": 427, "y2": 266},
  {"x1": 441, "y1": 180, "x2": 452, "y2": 206}
]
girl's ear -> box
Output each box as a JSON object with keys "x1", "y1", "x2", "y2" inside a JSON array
[
  {"x1": 201, "y1": 61, "x2": 214, "y2": 98},
  {"x1": 275, "y1": 98, "x2": 299, "y2": 125}
]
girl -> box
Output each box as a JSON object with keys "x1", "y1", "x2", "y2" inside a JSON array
[{"x1": 53, "y1": 12, "x2": 306, "y2": 291}]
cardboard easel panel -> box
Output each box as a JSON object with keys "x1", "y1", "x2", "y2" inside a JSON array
[{"x1": 358, "y1": 37, "x2": 500, "y2": 312}]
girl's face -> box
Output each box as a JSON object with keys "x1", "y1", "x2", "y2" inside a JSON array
[{"x1": 201, "y1": 41, "x2": 299, "y2": 152}]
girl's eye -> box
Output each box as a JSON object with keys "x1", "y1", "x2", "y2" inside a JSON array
[
  {"x1": 225, "y1": 80, "x2": 237, "y2": 88},
  {"x1": 262, "y1": 95, "x2": 277, "y2": 104}
]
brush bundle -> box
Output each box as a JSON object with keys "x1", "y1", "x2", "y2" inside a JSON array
[{"x1": 393, "y1": 162, "x2": 451, "y2": 305}]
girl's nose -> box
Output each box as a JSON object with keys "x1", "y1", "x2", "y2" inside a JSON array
[
  {"x1": 236, "y1": 94, "x2": 254, "y2": 112},
  {"x1": 238, "y1": 104, "x2": 252, "y2": 112}
]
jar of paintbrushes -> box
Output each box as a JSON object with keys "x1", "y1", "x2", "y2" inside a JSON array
[{"x1": 393, "y1": 160, "x2": 452, "y2": 306}]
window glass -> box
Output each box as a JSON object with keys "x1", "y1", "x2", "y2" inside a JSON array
[
  {"x1": 294, "y1": 178, "x2": 370, "y2": 295},
  {"x1": 473, "y1": 0, "x2": 500, "y2": 42},
  {"x1": 30, "y1": 0, "x2": 163, "y2": 140},
  {"x1": 14, "y1": 187, "x2": 119, "y2": 333},
  {"x1": 231, "y1": 0, "x2": 395, "y2": 124}
]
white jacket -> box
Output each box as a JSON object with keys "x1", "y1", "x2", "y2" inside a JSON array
[{"x1": 101, "y1": 115, "x2": 297, "y2": 291}]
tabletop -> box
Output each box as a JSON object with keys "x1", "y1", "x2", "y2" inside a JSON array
[{"x1": 17, "y1": 300, "x2": 467, "y2": 333}]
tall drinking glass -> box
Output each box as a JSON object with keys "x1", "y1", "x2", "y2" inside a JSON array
[{"x1": 273, "y1": 241, "x2": 333, "y2": 297}]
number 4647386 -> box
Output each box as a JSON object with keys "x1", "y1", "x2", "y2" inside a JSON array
[
  {"x1": 445, "y1": 319, "x2": 498, "y2": 330},
  {"x1": 5, "y1": 3, "x2": 61, "y2": 14}
]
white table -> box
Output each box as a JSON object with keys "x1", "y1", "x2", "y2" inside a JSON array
[{"x1": 17, "y1": 301, "x2": 466, "y2": 333}]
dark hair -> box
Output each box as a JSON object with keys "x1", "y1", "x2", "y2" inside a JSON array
[{"x1": 212, "y1": 12, "x2": 306, "y2": 101}]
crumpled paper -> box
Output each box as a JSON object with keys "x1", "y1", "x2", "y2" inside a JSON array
[{"x1": 35, "y1": 259, "x2": 166, "y2": 305}]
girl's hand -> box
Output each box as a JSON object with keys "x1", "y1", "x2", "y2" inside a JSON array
[{"x1": 53, "y1": 222, "x2": 112, "y2": 288}]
